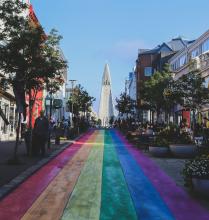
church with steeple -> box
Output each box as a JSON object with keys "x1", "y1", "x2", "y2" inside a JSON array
[{"x1": 98, "y1": 64, "x2": 114, "y2": 127}]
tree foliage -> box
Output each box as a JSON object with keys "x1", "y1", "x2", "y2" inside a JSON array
[
  {"x1": 164, "y1": 70, "x2": 209, "y2": 111},
  {"x1": 115, "y1": 92, "x2": 135, "y2": 115},
  {"x1": 164, "y1": 67, "x2": 209, "y2": 127},
  {"x1": 0, "y1": 1, "x2": 67, "y2": 117},
  {"x1": 0, "y1": 0, "x2": 67, "y2": 158},
  {"x1": 67, "y1": 84, "x2": 95, "y2": 117},
  {"x1": 140, "y1": 64, "x2": 173, "y2": 114}
]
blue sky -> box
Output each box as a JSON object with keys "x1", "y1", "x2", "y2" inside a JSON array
[{"x1": 31, "y1": 0, "x2": 209, "y2": 112}]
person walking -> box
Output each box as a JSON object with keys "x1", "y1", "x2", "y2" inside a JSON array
[{"x1": 33, "y1": 110, "x2": 49, "y2": 156}]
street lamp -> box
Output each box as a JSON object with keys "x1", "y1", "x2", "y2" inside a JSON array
[
  {"x1": 46, "y1": 91, "x2": 54, "y2": 149},
  {"x1": 69, "y1": 79, "x2": 77, "y2": 127}
]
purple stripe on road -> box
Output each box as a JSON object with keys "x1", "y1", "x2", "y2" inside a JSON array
[{"x1": 115, "y1": 130, "x2": 209, "y2": 220}]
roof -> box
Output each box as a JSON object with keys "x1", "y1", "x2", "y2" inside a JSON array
[
  {"x1": 166, "y1": 37, "x2": 195, "y2": 51},
  {"x1": 138, "y1": 37, "x2": 195, "y2": 56}
]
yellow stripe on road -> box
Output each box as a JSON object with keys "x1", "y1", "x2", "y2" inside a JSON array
[{"x1": 61, "y1": 130, "x2": 104, "y2": 220}]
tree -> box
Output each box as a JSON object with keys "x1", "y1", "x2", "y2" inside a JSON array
[
  {"x1": 115, "y1": 92, "x2": 135, "y2": 117},
  {"x1": 164, "y1": 66, "x2": 209, "y2": 129},
  {"x1": 0, "y1": 0, "x2": 67, "y2": 160},
  {"x1": 140, "y1": 64, "x2": 173, "y2": 122},
  {"x1": 67, "y1": 84, "x2": 95, "y2": 118}
]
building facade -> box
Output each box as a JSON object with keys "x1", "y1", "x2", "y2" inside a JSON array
[
  {"x1": 169, "y1": 29, "x2": 209, "y2": 126},
  {"x1": 135, "y1": 37, "x2": 193, "y2": 122},
  {"x1": 0, "y1": 86, "x2": 17, "y2": 141}
]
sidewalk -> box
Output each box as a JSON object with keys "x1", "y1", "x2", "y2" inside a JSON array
[
  {"x1": 149, "y1": 155, "x2": 209, "y2": 211},
  {"x1": 0, "y1": 138, "x2": 72, "y2": 187}
]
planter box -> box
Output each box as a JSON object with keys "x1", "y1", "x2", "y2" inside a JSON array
[
  {"x1": 149, "y1": 146, "x2": 169, "y2": 157},
  {"x1": 169, "y1": 144, "x2": 197, "y2": 158},
  {"x1": 192, "y1": 178, "x2": 209, "y2": 197}
]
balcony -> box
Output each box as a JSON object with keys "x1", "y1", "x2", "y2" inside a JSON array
[
  {"x1": 173, "y1": 52, "x2": 209, "y2": 80},
  {"x1": 199, "y1": 52, "x2": 209, "y2": 71}
]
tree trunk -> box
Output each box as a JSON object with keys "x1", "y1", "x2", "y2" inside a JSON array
[
  {"x1": 28, "y1": 89, "x2": 33, "y2": 156},
  {"x1": 14, "y1": 112, "x2": 21, "y2": 160}
]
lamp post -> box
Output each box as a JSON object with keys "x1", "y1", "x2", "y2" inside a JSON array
[{"x1": 69, "y1": 80, "x2": 77, "y2": 127}]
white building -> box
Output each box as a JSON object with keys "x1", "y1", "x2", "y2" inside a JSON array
[
  {"x1": 45, "y1": 48, "x2": 68, "y2": 122},
  {"x1": 98, "y1": 64, "x2": 114, "y2": 126}
]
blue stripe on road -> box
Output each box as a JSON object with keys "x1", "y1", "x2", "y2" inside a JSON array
[{"x1": 110, "y1": 130, "x2": 175, "y2": 220}]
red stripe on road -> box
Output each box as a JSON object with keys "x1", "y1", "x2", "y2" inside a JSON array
[{"x1": 0, "y1": 131, "x2": 93, "y2": 220}]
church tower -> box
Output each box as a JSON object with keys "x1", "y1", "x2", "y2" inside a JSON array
[{"x1": 98, "y1": 64, "x2": 114, "y2": 126}]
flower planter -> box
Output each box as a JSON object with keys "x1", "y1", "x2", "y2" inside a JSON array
[
  {"x1": 149, "y1": 146, "x2": 169, "y2": 157},
  {"x1": 192, "y1": 178, "x2": 209, "y2": 197},
  {"x1": 169, "y1": 144, "x2": 197, "y2": 158}
]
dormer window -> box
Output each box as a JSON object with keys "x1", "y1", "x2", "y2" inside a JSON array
[
  {"x1": 202, "y1": 38, "x2": 209, "y2": 54},
  {"x1": 179, "y1": 55, "x2": 187, "y2": 67},
  {"x1": 191, "y1": 48, "x2": 199, "y2": 58}
]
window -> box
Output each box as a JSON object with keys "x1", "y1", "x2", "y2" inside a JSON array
[
  {"x1": 202, "y1": 39, "x2": 209, "y2": 53},
  {"x1": 144, "y1": 67, "x2": 152, "y2": 76},
  {"x1": 179, "y1": 55, "x2": 187, "y2": 67},
  {"x1": 204, "y1": 77, "x2": 209, "y2": 89},
  {"x1": 173, "y1": 61, "x2": 178, "y2": 70},
  {"x1": 191, "y1": 48, "x2": 199, "y2": 58}
]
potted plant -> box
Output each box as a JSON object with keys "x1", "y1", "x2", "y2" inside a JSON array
[
  {"x1": 149, "y1": 137, "x2": 169, "y2": 157},
  {"x1": 169, "y1": 131, "x2": 198, "y2": 158},
  {"x1": 182, "y1": 155, "x2": 209, "y2": 196}
]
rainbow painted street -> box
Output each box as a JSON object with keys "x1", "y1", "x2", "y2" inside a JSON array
[{"x1": 0, "y1": 129, "x2": 209, "y2": 220}]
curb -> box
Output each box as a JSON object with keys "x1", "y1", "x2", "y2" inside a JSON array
[{"x1": 0, "y1": 133, "x2": 86, "y2": 200}]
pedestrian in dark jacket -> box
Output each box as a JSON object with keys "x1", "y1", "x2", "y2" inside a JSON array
[{"x1": 33, "y1": 110, "x2": 49, "y2": 156}]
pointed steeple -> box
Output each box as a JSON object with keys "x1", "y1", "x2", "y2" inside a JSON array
[
  {"x1": 102, "y1": 64, "x2": 111, "y2": 86},
  {"x1": 99, "y1": 64, "x2": 114, "y2": 126}
]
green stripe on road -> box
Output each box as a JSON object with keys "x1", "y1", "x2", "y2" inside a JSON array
[
  {"x1": 100, "y1": 131, "x2": 137, "y2": 220},
  {"x1": 62, "y1": 131, "x2": 104, "y2": 220}
]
